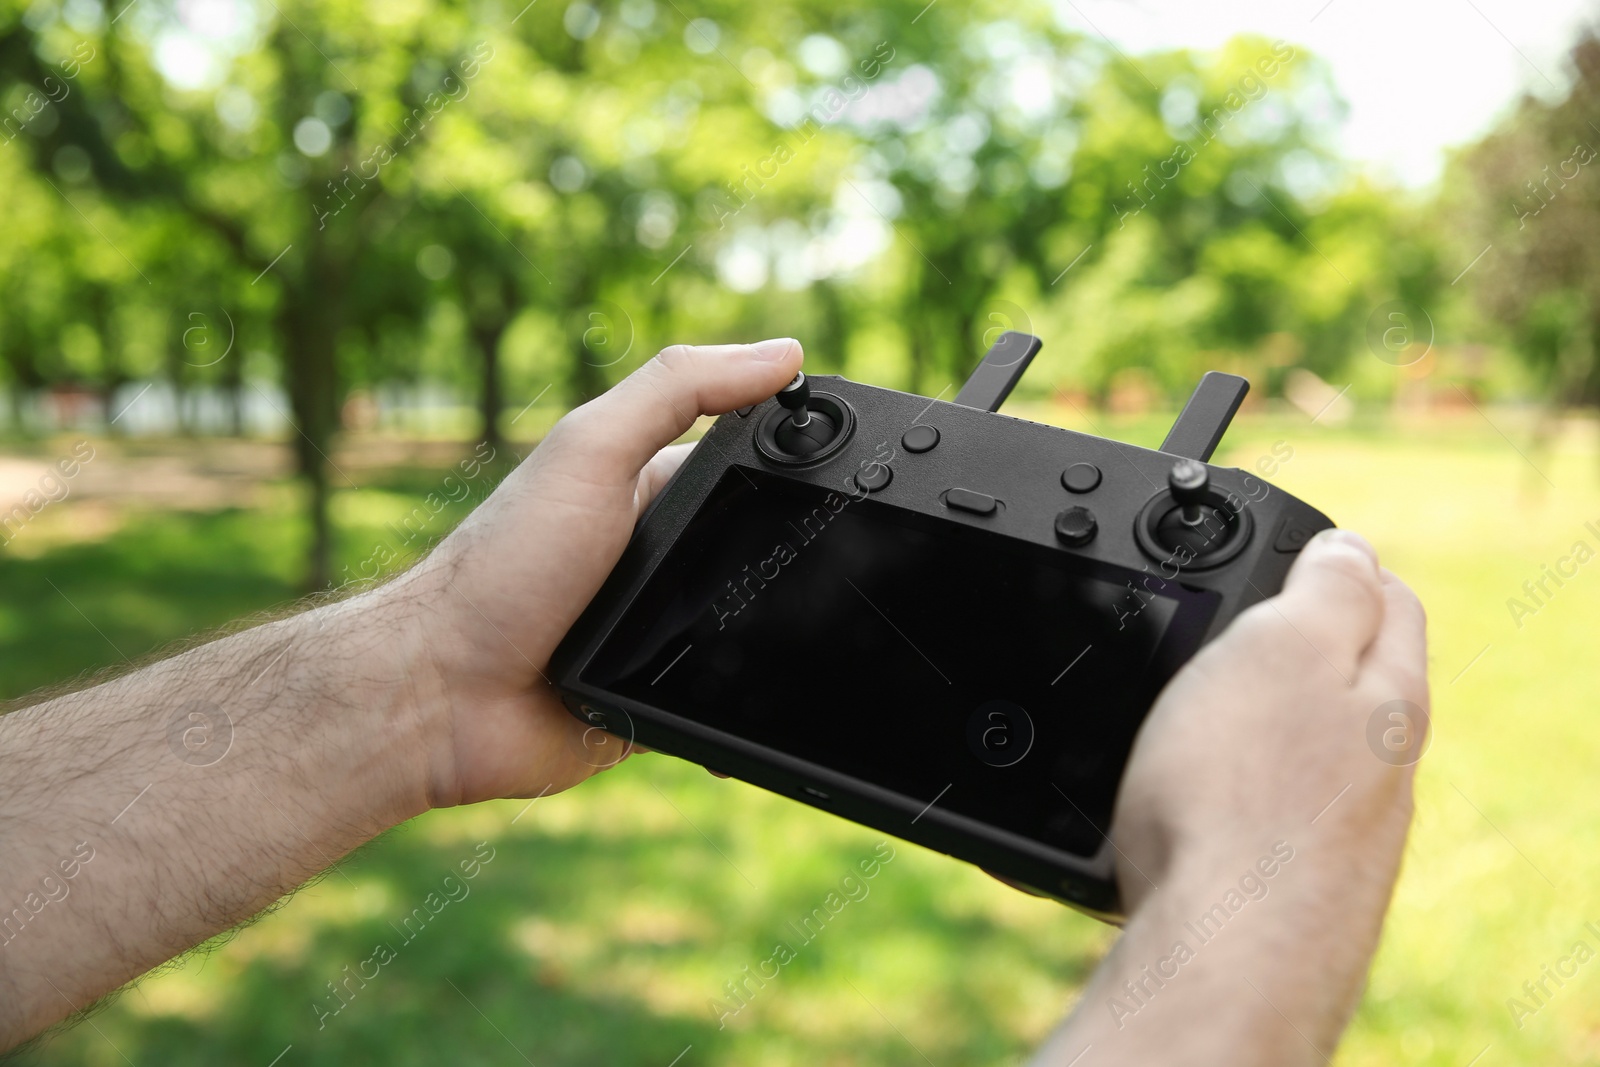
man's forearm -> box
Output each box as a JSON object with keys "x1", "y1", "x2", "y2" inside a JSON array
[
  {"x1": 1031, "y1": 836, "x2": 1402, "y2": 1066},
  {"x1": 0, "y1": 585, "x2": 437, "y2": 1045}
]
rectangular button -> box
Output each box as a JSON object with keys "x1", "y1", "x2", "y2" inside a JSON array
[{"x1": 945, "y1": 487, "x2": 997, "y2": 515}]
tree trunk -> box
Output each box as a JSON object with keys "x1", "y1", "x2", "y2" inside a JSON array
[
  {"x1": 957, "y1": 310, "x2": 978, "y2": 374},
  {"x1": 223, "y1": 344, "x2": 245, "y2": 436},
  {"x1": 469, "y1": 269, "x2": 523, "y2": 453},
  {"x1": 165, "y1": 321, "x2": 193, "y2": 438},
  {"x1": 1, "y1": 333, "x2": 42, "y2": 437},
  {"x1": 290, "y1": 443, "x2": 333, "y2": 590},
  {"x1": 283, "y1": 323, "x2": 339, "y2": 590},
  {"x1": 4, "y1": 385, "x2": 23, "y2": 435},
  {"x1": 279, "y1": 258, "x2": 344, "y2": 590},
  {"x1": 567, "y1": 272, "x2": 606, "y2": 405},
  {"x1": 92, "y1": 287, "x2": 130, "y2": 438},
  {"x1": 908, "y1": 315, "x2": 929, "y2": 396},
  {"x1": 815, "y1": 282, "x2": 847, "y2": 376},
  {"x1": 473, "y1": 318, "x2": 507, "y2": 455}
]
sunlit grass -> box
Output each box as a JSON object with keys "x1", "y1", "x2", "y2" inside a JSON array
[{"x1": 9, "y1": 412, "x2": 1600, "y2": 1065}]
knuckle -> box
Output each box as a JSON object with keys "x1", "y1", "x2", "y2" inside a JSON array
[
  {"x1": 1226, "y1": 598, "x2": 1343, "y2": 676},
  {"x1": 1230, "y1": 602, "x2": 1279, "y2": 641},
  {"x1": 1302, "y1": 557, "x2": 1385, "y2": 625},
  {"x1": 1384, "y1": 663, "x2": 1431, "y2": 707},
  {"x1": 550, "y1": 400, "x2": 601, "y2": 442},
  {"x1": 1395, "y1": 580, "x2": 1427, "y2": 629},
  {"x1": 652, "y1": 343, "x2": 697, "y2": 376},
  {"x1": 1224, "y1": 603, "x2": 1301, "y2": 657},
  {"x1": 1315, "y1": 547, "x2": 1382, "y2": 593}
]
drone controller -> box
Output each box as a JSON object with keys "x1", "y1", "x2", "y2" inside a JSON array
[{"x1": 551, "y1": 333, "x2": 1333, "y2": 919}]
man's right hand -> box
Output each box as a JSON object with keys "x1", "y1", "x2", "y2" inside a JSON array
[
  {"x1": 1033, "y1": 528, "x2": 1428, "y2": 1066},
  {"x1": 1115, "y1": 527, "x2": 1427, "y2": 911}
]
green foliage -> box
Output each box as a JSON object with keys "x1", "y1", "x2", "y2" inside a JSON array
[
  {"x1": 0, "y1": 1, "x2": 1435, "y2": 398},
  {"x1": 1446, "y1": 29, "x2": 1600, "y2": 404},
  {"x1": 0, "y1": 0, "x2": 1458, "y2": 585}
]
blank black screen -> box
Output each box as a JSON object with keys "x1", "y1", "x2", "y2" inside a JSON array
[{"x1": 585, "y1": 468, "x2": 1218, "y2": 856}]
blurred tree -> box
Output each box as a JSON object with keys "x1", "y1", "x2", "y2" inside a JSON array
[
  {"x1": 0, "y1": 0, "x2": 518, "y2": 583},
  {"x1": 1023, "y1": 35, "x2": 1387, "y2": 396},
  {"x1": 1453, "y1": 29, "x2": 1600, "y2": 408},
  {"x1": 0, "y1": 0, "x2": 1451, "y2": 591}
]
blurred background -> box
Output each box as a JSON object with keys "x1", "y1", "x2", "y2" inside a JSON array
[{"x1": 4, "y1": 0, "x2": 1600, "y2": 1062}]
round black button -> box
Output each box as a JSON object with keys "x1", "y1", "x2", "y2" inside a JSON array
[
  {"x1": 1054, "y1": 506, "x2": 1097, "y2": 546},
  {"x1": 902, "y1": 425, "x2": 939, "y2": 453},
  {"x1": 1061, "y1": 463, "x2": 1102, "y2": 493},
  {"x1": 854, "y1": 461, "x2": 893, "y2": 493}
]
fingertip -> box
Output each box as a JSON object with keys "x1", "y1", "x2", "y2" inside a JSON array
[
  {"x1": 1274, "y1": 526, "x2": 1387, "y2": 669},
  {"x1": 1289, "y1": 529, "x2": 1381, "y2": 594},
  {"x1": 556, "y1": 339, "x2": 808, "y2": 480},
  {"x1": 657, "y1": 338, "x2": 804, "y2": 408},
  {"x1": 741, "y1": 338, "x2": 804, "y2": 393},
  {"x1": 1379, "y1": 566, "x2": 1427, "y2": 627},
  {"x1": 750, "y1": 337, "x2": 803, "y2": 364},
  {"x1": 1364, "y1": 568, "x2": 1429, "y2": 694},
  {"x1": 1307, "y1": 528, "x2": 1379, "y2": 569}
]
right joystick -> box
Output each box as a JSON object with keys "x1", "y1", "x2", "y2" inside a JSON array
[
  {"x1": 1134, "y1": 458, "x2": 1253, "y2": 569},
  {"x1": 1168, "y1": 459, "x2": 1208, "y2": 528}
]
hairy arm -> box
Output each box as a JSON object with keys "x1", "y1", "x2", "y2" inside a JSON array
[
  {"x1": 0, "y1": 591, "x2": 439, "y2": 1037},
  {"x1": 0, "y1": 338, "x2": 806, "y2": 1049}
]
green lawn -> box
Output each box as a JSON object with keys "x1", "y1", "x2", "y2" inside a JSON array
[{"x1": 7, "y1": 409, "x2": 1600, "y2": 1066}]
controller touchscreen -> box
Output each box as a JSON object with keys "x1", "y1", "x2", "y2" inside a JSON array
[{"x1": 585, "y1": 466, "x2": 1220, "y2": 856}]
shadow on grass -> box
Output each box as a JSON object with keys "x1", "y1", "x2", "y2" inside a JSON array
[
  {"x1": 3, "y1": 486, "x2": 1107, "y2": 1066},
  {"x1": 0, "y1": 467, "x2": 499, "y2": 700},
  {"x1": 0, "y1": 508, "x2": 302, "y2": 699},
  {"x1": 17, "y1": 758, "x2": 1106, "y2": 1067}
]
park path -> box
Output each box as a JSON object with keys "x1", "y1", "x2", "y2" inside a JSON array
[{"x1": 0, "y1": 437, "x2": 510, "y2": 512}]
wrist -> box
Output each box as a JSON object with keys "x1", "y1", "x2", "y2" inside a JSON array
[
  {"x1": 1108, "y1": 827, "x2": 1398, "y2": 1061},
  {"x1": 298, "y1": 580, "x2": 449, "y2": 828},
  {"x1": 354, "y1": 556, "x2": 584, "y2": 813},
  {"x1": 1080, "y1": 866, "x2": 1318, "y2": 1065},
  {"x1": 1117, "y1": 766, "x2": 1412, "y2": 914}
]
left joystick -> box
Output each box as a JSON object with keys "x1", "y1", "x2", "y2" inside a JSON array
[
  {"x1": 1168, "y1": 459, "x2": 1209, "y2": 528},
  {"x1": 770, "y1": 371, "x2": 841, "y2": 458},
  {"x1": 777, "y1": 372, "x2": 812, "y2": 429},
  {"x1": 754, "y1": 370, "x2": 854, "y2": 464}
]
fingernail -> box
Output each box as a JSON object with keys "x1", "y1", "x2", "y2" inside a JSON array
[
  {"x1": 750, "y1": 337, "x2": 799, "y2": 361},
  {"x1": 1309, "y1": 527, "x2": 1378, "y2": 567}
]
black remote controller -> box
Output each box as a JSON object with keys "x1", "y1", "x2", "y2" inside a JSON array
[{"x1": 551, "y1": 332, "x2": 1333, "y2": 919}]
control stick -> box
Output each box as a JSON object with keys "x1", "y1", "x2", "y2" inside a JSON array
[
  {"x1": 771, "y1": 371, "x2": 840, "y2": 457},
  {"x1": 1168, "y1": 459, "x2": 1209, "y2": 528},
  {"x1": 777, "y1": 372, "x2": 811, "y2": 429}
]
